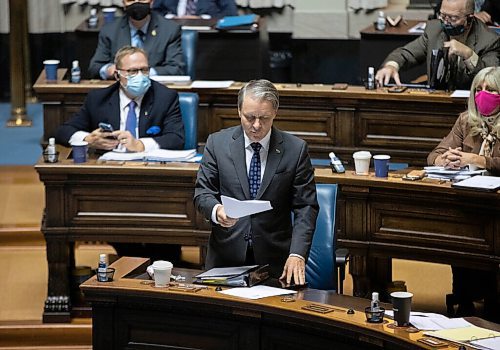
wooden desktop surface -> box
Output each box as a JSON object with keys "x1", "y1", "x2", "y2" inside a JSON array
[
  {"x1": 33, "y1": 70, "x2": 467, "y2": 166},
  {"x1": 360, "y1": 20, "x2": 424, "y2": 38},
  {"x1": 36, "y1": 150, "x2": 499, "y2": 322},
  {"x1": 81, "y1": 257, "x2": 499, "y2": 350}
]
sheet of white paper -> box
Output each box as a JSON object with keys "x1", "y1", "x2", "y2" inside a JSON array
[
  {"x1": 220, "y1": 285, "x2": 296, "y2": 300},
  {"x1": 145, "y1": 149, "x2": 196, "y2": 161},
  {"x1": 453, "y1": 175, "x2": 500, "y2": 191},
  {"x1": 450, "y1": 90, "x2": 470, "y2": 98},
  {"x1": 408, "y1": 22, "x2": 426, "y2": 33},
  {"x1": 191, "y1": 80, "x2": 235, "y2": 88},
  {"x1": 385, "y1": 311, "x2": 472, "y2": 330},
  {"x1": 99, "y1": 151, "x2": 145, "y2": 161},
  {"x1": 471, "y1": 337, "x2": 500, "y2": 350},
  {"x1": 195, "y1": 265, "x2": 258, "y2": 278},
  {"x1": 221, "y1": 195, "x2": 272, "y2": 218},
  {"x1": 150, "y1": 75, "x2": 191, "y2": 83}
]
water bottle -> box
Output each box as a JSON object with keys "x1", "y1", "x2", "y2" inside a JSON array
[
  {"x1": 45, "y1": 137, "x2": 57, "y2": 163},
  {"x1": 97, "y1": 254, "x2": 107, "y2": 282},
  {"x1": 329, "y1": 152, "x2": 345, "y2": 173},
  {"x1": 367, "y1": 66, "x2": 375, "y2": 90},
  {"x1": 371, "y1": 292, "x2": 380, "y2": 312},
  {"x1": 70, "y1": 60, "x2": 81, "y2": 84},
  {"x1": 376, "y1": 11, "x2": 386, "y2": 31},
  {"x1": 88, "y1": 8, "x2": 98, "y2": 29}
]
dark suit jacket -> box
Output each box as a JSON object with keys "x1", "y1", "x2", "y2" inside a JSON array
[
  {"x1": 194, "y1": 126, "x2": 319, "y2": 277},
  {"x1": 383, "y1": 18, "x2": 499, "y2": 89},
  {"x1": 153, "y1": 0, "x2": 238, "y2": 18},
  {"x1": 88, "y1": 12, "x2": 185, "y2": 78},
  {"x1": 55, "y1": 80, "x2": 184, "y2": 150}
]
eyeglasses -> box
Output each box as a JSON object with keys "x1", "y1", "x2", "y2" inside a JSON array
[
  {"x1": 242, "y1": 114, "x2": 274, "y2": 123},
  {"x1": 438, "y1": 11, "x2": 471, "y2": 23},
  {"x1": 116, "y1": 67, "x2": 150, "y2": 77}
]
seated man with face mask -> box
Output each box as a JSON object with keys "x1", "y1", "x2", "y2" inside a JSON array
[
  {"x1": 89, "y1": 0, "x2": 185, "y2": 80},
  {"x1": 375, "y1": 0, "x2": 499, "y2": 90},
  {"x1": 56, "y1": 46, "x2": 185, "y2": 263}
]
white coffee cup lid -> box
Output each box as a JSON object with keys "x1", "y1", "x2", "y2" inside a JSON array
[
  {"x1": 70, "y1": 141, "x2": 88, "y2": 147},
  {"x1": 373, "y1": 154, "x2": 390, "y2": 160},
  {"x1": 353, "y1": 151, "x2": 372, "y2": 159},
  {"x1": 390, "y1": 291, "x2": 413, "y2": 298},
  {"x1": 103, "y1": 7, "x2": 116, "y2": 12},
  {"x1": 43, "y1": 59, "x2": 60, "y2": 65},
  {"x1": 152, "y1": 260, "x2": 173, "y2": 269}
]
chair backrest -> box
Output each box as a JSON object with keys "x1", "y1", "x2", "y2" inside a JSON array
[
  {"x1": 305, "y1": 183, "x2": 338, "y2": 290},
  {"x1": 178, "y1": 92, "x2": 199, "y2": 150},
  {"x1": 181, "y1": 30, "x2": 198, "y2": 80}
]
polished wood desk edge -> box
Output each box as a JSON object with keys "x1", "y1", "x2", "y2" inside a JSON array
[
  {"x1": 33, "y1": 70, "x2": 467, "y2": 104},
  {"x1": 81, "y1": 257, "x2": 436, "y2": 349}
]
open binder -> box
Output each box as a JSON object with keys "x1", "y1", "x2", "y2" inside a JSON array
[{"x1": 193, "y1": 265, "x2": 269, "y2": 287}]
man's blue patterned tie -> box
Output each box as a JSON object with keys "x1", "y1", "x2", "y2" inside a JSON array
[
  {"x1": 126, "y1": 100, "x2": 137, "y2": 138},
  {"x1": 248, "y1": 142, "x2": 262, "y2": 200}
]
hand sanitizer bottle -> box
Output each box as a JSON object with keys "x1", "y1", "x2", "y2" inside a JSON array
[
  {"x1": 367, "y1": 66, "x2": 375, "y2": 90},
  {"x1": 45, "y1": 137, "x2": 57, "y2": 163},
  {"x1": 371, "y1": 292, "x2": 380, "y2": 312},
  {"x1": 70, "y1": 60, "x2": 81, "y2": 84},
  {"x1": 88, "y1": 8, "x2": 98, "y2": 29},
  {"x1": 376, "y1": 11, "x2": 386, "y2": 31},
  {"x1": 97, "y1": 254, "x2": 107, "y2": 282},
  {"x1": 329, "y1": 152, "x2": 345, "y2": 173}
]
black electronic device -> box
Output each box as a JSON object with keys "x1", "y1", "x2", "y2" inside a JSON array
[{"x1": 98, "y1": 122, "x2": 117, "y2": 140}]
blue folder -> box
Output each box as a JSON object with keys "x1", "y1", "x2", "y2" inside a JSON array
[{"x1": 216, "y1": 14, "x2": 257, "y2": 29}]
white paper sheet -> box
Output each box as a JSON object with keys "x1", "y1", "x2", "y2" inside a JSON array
[
  {"x1": 470, "y1": 337, "x2": 500, "y2": 350},
  {"x1": 195, "y1": 265, "x2": 258, "y2": 278},
  {"x1": 385, "y1": 311, "x2": 472, "y2": 331},
  {"x1": 191, "y1": 80, "x2": 235, "y2": 88},
  {"x1": 408, "y1": 22, "x2": 426, "y2": 33},
  {"x1": 150, "y1": 75, "x2": 191, "y2": 83},
  {"x1": 220, "y1": 285, "x2": 296, "y2": 300},
  {"x1": 450, "y1": 90, "x2": 470, "y2": 98},
  {"x1": 221, "y1": 195, "x2": 272, "y2": 218},
  {"x1": 99, "y1": 149, "x2": 196, "y2": 162},
  {"x1": 453, "y1": 175, "x2": 500, "y2": 191}
]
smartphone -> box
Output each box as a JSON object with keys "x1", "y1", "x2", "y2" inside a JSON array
[
  {"x1": 332, "y1": 83, "x2": 348, "y2": 90},
  {"x1": 98, "y1": 122, "x2": 117, "y2": 139},
  {"x1": 388, "y1": 86, "x2": 407, "y2": 93}
]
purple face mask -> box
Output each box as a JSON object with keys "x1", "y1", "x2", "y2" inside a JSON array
[{"x1": 475, "y1": 90, "x2": 500, "y2": 116}]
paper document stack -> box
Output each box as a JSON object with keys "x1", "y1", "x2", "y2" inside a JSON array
[
  {"x1": 99, "y1": 149, "x2": 197, "y2": 162},
  {"x1": 425, "y1": 325, "x2": 500, "y2": 349},
  {"x1": 193, "y1": 265, "x2": 269, "y2": 287},
  {"x1": 424, "y1": 166, "x2": 485, "y2": 182}
]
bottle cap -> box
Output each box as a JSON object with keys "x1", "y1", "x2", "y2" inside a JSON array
[
  {"x1": 378, "y1": 11, "x2": 384, "y2": 16},
  {"x1": 90, "y1": 8, "x2": 97, "y2": 15},
  {"x1": 99, "y1": 253, "x2": 106, "y2": 261},
  {"x1": 48, "y1": 137, "x2": 55, "y2": 145},
  {"x1": 372, "y1": 292, "x2": 379, "y2": 301},
  {"x1": 368, "y1": 67, "x2": 374, "y2": 74},
  {"x1": 329, "y1": 152, "x2": 336, "y2": 160},
  {"x1": 72, "y1": 60, "x2": 79, "y2": 68}
]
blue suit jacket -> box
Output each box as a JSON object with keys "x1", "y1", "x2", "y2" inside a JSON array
[
  {"x1": 194, "y1": 126, "x2": 319, "y2": 277},
  {"x1": 88, "y1": 12, "x2": 185, "y2": 78},
  {"x1": 153, "y1": 0, "x2": 237, "y2": 18},
  {"x1": 55, "y1": 81, "x2": 185, "y2": 150}
]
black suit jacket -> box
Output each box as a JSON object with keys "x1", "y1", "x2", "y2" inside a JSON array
[
  {"x1": 194, "y1": 126, "x2": 319, "y2": 277},
  {"x1": 88, "y1": 12, "x2": 185, "y2": 78},
  {"x1": 55, "y1": 80, "x2": 184, "y2": 150},
  {"x1": 153, "y1": 0, "x2": 238, "y2": 18}
]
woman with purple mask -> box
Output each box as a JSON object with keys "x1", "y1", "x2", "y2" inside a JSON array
[{"x1": 428, "y1": 66, "x2": 500, "y2": 174}]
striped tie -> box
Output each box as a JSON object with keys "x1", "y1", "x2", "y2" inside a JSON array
[{"x1": 186, "y1": 0, "x2": 197, "y2": 16}]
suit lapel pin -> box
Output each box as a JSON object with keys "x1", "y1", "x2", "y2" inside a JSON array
[
  {"x1": 276, "y1": 149, "x2": 280, "y2": 154},
  {"x1": 152, "y1": 29, "x2": 157, "y2": 36}
]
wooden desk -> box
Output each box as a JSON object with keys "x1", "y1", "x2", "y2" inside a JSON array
[
  {"x1": 315, "y1": 168, "x2": 500, "y2": 316},
  {"x1": 82, "y1": 257, "x2": 498, "y2": 350},
  {"x1": 33, "y1": 71, "x2": 467, "y2": 166},
  {"x1": 74, "y1": 17, "x2": 268, "y2": 81},
  {"x1": 360, "y1": 20, "x2": 427, "y2": 83}
]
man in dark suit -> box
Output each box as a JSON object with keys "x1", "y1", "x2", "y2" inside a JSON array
[
  {"x1": 376, "y1": 0, "x2": 499, "y2": 90},
  {"x1": 88, "y1": 0, "x2": 185, "y2": 80},
  {"x1": 57, "y1": 46, "x2": 184, "y2": 262},
  {"x1": 153, "y1": 0, "x2": 237, "y2": 18},
  {"x1": 194, "y1": 79, "x2": 319, "y2": 285}
]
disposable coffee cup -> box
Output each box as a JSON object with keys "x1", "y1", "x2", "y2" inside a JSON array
[
  {"x1": 70, "y1": 141, "x2": 88, "y2": 163},
  {"x1": 152, "y1": 260, "x2": 173, "y2": 287},
  {"x1": 43, "y1": 59, "x2": 60, "y2": 82},
  {"x1": 353, "y1": 151, "x2": 372, "y2": 175},
  {"x1": 391, "y1": 291, "x2": 413, "y2": 327},
  {"x1": 374, "y1": 154, "x2": 391, "y2": 178},
  {"x1": 102, "y1": 7, "x2": 116, "y2": 24}
]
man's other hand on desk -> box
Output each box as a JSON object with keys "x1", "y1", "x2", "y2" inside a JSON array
[
  {"x1": 280, "y1": 256, "x2": 305, "y2": 286},
  {"x1": 375, "y1": 63, "x2": 402, "y2": 87}
]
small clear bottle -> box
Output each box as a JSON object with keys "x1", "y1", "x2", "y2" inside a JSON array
[
  {"x1": 97, "y1": 254, "x2": 107, "y2": 282},
  {"x1": 376, "y1": 11, "x2": 386, "y2": 31},
  {"x1": 371, "y1": 292, "x2": 380, "y2": 312},
  {"x1": 70, "y1": 60, "x2": 81, "y2": 84},
  {"x1": 45, "y1": 137, "x2": 57, "y2": 163},
  {"x1": 329, "y1": 152, "x2": 345, "y2": 173},
  {"x1": 367, "y1": 66, "x2": 375, "y2": 90},
  {"x1": 88, "y1": 8, "x2": 98, "y2": 29}
]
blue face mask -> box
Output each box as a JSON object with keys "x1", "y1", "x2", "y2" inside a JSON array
[{"x1": 123, "y1": 74, "x2": 151, "y2": 98}]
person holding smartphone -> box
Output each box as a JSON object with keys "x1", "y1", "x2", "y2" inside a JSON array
[{"x1": 56, "y1": 46, "x2": 184, "y2": 153}]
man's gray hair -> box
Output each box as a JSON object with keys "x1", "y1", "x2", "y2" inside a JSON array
[{"x1": 238, "y1": 79, "x2": 279, "y2": 111}]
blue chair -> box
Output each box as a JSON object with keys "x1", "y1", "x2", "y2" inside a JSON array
[
  {"x1": 305, "y1": 183, "x2": 348, "y2": 291},
  {"x1": 181, "y1": 30, "x2": 198, "y2": 80},
  {"x1": 178, "y1": 92, "x2": 199, "y2": 150}
]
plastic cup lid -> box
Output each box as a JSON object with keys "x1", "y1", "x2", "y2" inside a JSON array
[
  {"x1": 152, "y1": 260, "x2": 173, "y2": 269},
  {"x1": 373, "y1": 154, "x2": 390, "y2": 160},
  {"x1": 103, "y1": 7, "x2": 116, "y2": 12},
  {"x1": 390, "y1": 291, "x2": 413, "y2": 298},
  {"x1": 43, "y1": 60, "x2": 60, "y2": 65},
  {"x1": 353, "y1": 151, "x2": 372, "y2": 159},
  {"x1": 70, "y1": 141, "x2": 88, "y2": 147}
]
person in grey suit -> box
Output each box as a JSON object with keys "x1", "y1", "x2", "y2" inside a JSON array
[
  {"x1": 194, "y1": 80, "x2": 319, "y2": 285},
  {"x1": 376, "y1": 0, "x2": 499, "y2": 90},
  {"x1": 88, "y1": 0, "x2": 185, "y2": 80},
  {"x1": 153, "y1": 0, "x2": 238, "y2": 18}
]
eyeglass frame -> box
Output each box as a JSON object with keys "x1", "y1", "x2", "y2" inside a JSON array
[
  {"x1": 240, "y1": 113, "x2": 275, "y2": 124},
  {"x1": 116, "y1": 67, "x2": 151, "y2": 77},
  {"x1": 438, "y1": 11, "x2": 473, "y2": 23}
]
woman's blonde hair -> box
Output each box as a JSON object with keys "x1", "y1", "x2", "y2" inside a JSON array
[{"x1": 467, "y1": 66, "x2": 500, "y2": 137}]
